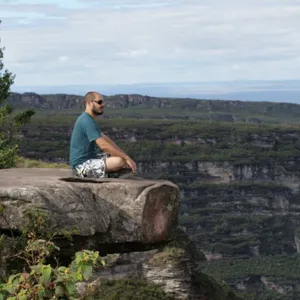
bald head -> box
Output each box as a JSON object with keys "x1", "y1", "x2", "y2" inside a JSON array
[
  {"x1": 84, "y1": 91, "x2": 105, "y2": 117},
  {"x1": 84, "y1": 91, "x2": 103, "y2": 108}
]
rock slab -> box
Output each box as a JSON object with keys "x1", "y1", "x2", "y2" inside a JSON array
[{"x1": 0, "y1": 168, "x2": 179, "y2": 245}]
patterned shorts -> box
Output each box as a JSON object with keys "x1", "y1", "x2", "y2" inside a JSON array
[{"x1": 72, "y1": 153, "x2": 109, "y2": 178}]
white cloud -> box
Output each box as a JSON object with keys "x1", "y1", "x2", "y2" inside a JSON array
[
  {"x1": 116, "y1": 50, "x2": 148, "y2": 57},
  {"x1": 58, "y1": 56, "x2": 69, "y2": 63},
  {"x1": 0, "y1": 0, "x2": 300, "y2": 87}
]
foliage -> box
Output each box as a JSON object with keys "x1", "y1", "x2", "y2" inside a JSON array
[
  {"x1": 148, "y1": 246, "x2": 185, "y2": 267},
  {"x1": 201, "y1": 254, "x2": 300, "y2": 281},
  {"x1": 201, "y1": 254, "x2": 300, "y2": 300},
  {"x1": 17, "y1": 115, "x2": 300, "y2": 166},
  {"x1": 195, "y1": 271, "x2": 242, "y2": 300},
  {"x1": 16, "y1": 157, "x2": 68, "y2": 169},
  {"x1": 0, "y1": 206, "x2": 104, "y2": 300},
  {"x1": 0, "y1": 24, "x2": 35, "y2": 169},
  {"x1": 0, "y1": 248, "x2": 101, "y2": 300},
  {"x1": 88, "y1": 279, "x2": 174, "y2": 300}
]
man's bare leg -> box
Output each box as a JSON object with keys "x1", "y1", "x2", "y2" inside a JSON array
[{"x1": 105, "y1": 156, "x2": 128, "y2": 172}]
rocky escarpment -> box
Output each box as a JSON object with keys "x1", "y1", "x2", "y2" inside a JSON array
[
  {"x1": 16, "y1": 116, "x2": 300, "y2": 299},
  {"x1": 0, "y1": 168, "x2": 240, "y2": 300},
  {"x1": 180, "y1": 183, "x2": 299, "y2": 256},
  {"x1": 78, "y1": 244, "x2": 238, "y2": 300},
  {"x1": 6, "y1": 92, "x2": 300, "y2": 123},
  {"x1": 18, "y1": 119, "x2": 300, "y2": 259}
]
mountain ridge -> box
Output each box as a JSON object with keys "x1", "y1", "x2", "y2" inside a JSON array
[{"x1": 6, "y1": 91, "x2": 300, "y2": 124}]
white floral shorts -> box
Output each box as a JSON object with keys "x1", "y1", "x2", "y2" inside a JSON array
[{"x1": 72, "y1": 153, "x2": 108, "y2": 178}]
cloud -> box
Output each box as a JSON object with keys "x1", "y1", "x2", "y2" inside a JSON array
[
  {"x1": 0, "y1": 0, "x2": 300, "y2": 88},
  {"x1": 58, "y1": 56, "x2": 69, "y2": 63}
]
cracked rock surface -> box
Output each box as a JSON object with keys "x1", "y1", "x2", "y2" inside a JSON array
[{"x1": 0, "y1": 168, "x2": 179, "y2": 245}]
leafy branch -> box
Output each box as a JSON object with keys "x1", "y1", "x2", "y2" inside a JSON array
[{"x1": 0, "y1": 207, "x2": 105, "y2": 300}]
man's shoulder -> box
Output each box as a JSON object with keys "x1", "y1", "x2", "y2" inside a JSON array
[
  {"x1": 76, "y1": 112, "x2": 101, "y2": 132},
  {"x1": 76, "y1": 112, "x2": 92, "y2": 125}
]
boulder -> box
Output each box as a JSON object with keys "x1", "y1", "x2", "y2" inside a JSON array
[{"x1": 0, "y1": 168, "x2": 179, "y2": 246}]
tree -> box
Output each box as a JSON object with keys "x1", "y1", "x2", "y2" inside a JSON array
[{"x1": 0, "y1": 21, "x2": 35, "y2": 168}]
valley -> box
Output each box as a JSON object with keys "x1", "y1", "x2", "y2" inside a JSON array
[{"x1": 11, "y1": 92, "x2": 300, "y2": 300}]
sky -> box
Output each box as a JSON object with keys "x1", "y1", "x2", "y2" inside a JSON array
[{"x1": 0, "y1": 0, "x2": 300, "y2": 97}]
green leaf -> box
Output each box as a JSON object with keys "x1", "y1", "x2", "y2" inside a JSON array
[
  {"x1": 55, "y1": 285, "x2": 65, "y2": 297},
  {"x1": 2, "y1": 286, "x2": 13, "y2": 294},
  {"x1": 82, "y1": 265, "x2": 93, "y2": 280},
  {"x1": 31, "y1": 265, "x2": 43, "y2": 275},
  {"x1": 37, "y1": 287, "x2": 45, "y2": 299},
  {"x1": 75, "y1": 252, "x2": 84, "y2": 264},
  {"x1": 7, "y1": 274, "x2": 20, "y2": 285},
  {"x1": 76, "y1": 273, "x2": 83, "y2": 281},
  {"x1": 44, "y1": 289, "x2": 54, "y2": 298},
  {"x1": 57, "y1": 266, "x2": 67, "y2": 273},
  {"x1": 39, "y1": 265, "x2": 52, "y2": 287},
  {"x1": 65, "y1": 282, "x2": 76, "y2": 295}
]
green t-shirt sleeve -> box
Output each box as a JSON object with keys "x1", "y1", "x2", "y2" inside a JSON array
[{"x1": 83, "y1": 117, "x2": 102, "y2": 142}]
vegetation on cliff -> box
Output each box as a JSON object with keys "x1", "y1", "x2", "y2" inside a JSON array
[
  {"x1": 201, "y1": 254, "x2": 300, "y2": 300},
  {"x1": 0, "y1": 26, "x2": 34, "y2": 169},
  {"x1": 17, "y1": 115, "x2": 300, "y2": 168},
  {"x1": 0, "y1": 207, "x2": 178, "y2": 300},
  {"x1": 6, "y1": 92, "x2": 300, "y2": 124},
  {"x1": 14, "y1": 113, "x2": 300, "y2": 300}
]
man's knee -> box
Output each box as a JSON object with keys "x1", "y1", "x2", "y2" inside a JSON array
[
  {"x1": 115, "y1": 157, "x2": 126, "y2": 168},
  {"x1": 105, "y1": 156, "x2": 126, "y2": 171}
]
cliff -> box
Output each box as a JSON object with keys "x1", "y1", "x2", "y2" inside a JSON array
[
  {"x1": 16, "y1": 113, "x2": 300, "y2": 299},
  {"x1": 0, "y1": 168, "x2": 240, "y2": 300},
  {"x1": 6, "y1": 91, "x2": 300, "y2": 123},
  {"x1": 7, "y1": 90, "x2": 300, "y2": 298}
]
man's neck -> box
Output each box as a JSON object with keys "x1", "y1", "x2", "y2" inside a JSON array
[{"x1": 85, "y1": 110, "x2": 96, "y2": 119}]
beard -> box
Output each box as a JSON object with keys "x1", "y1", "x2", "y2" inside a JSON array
[{"x1": 92, "y1": 108, "x2": 104, "y2": 116}]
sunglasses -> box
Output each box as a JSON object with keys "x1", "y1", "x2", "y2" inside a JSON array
[{"x1": 93, "y1": 100, "x2": 104, "y2": 105}]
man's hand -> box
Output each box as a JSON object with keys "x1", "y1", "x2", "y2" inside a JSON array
[{"x1": 125, "y1": 157, "x2": 137, "y2": 173}]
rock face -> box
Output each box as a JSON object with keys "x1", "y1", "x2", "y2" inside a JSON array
[
  {"x1": 7, "y1": 92, "x2": 300, "y2": 123},
  {"x1": 0, "y1": 168, "x2": 179, "y2": 246},
  {"x1": 76, "y1": 234, "x2": 240, "y2": 300},
  {"x1": 0, "y1": 168, "x2": 240, "y2": 300},
  {"x1": 82, "y1": 249, "x2": 198, "y2": 300}
]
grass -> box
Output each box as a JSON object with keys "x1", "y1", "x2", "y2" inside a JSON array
[
  {"x1": 16, "y1": 156, "x2": 69, "y2": 169},
  {"x1": 200, "y1": 254, "x2": 300, "y2": 281},
  {"x1": 87, "y1": 279, "x2": 174, "y2": 300},
  {"x1": 148, "y1": 247, "x2": 186, "y2": 267}
]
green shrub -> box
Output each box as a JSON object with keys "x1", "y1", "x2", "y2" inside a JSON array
[{"x1": 89, "y1": 279, "x2": 174, "y2": 300}]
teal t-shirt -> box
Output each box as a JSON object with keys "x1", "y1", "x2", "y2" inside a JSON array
[{"x1": 69, "y1": 112, "x2": 102, "y2": 168}]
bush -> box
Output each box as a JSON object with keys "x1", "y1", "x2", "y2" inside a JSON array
[
  {"x1": 0, "y1": 23, "x2": 34, "y2": 168},
  {"x1": 89, "y1": 279, "x2": 174, "y2": 300},
  {"x1": 0, "y1": 206, "x2": 104, "y2": 300}
]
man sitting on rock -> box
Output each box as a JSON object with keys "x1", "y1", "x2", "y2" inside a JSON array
[{"x1": 69, "y1": 91, "x2": 137, "y2": 178}]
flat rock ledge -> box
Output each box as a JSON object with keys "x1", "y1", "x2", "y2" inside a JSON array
[{"x1": 0, "y1": 168, "x2": 179, "y2": 245}]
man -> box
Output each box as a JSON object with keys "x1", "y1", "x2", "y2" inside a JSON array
[{"x1": 69, "y1": 91, "x2": 137, "y2": 178}]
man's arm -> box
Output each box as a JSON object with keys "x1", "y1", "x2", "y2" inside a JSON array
[
  {"x1": 101, "y1": 133, "x2": 125, "y2": 154},
  {"x1": 96, "y1": 136, "x2": 128, "y2": 159},
  {"x1": 95, "y1": 136, "x2": 137, "y2": 172}
]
